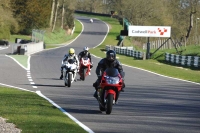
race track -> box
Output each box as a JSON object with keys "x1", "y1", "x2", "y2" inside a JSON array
[{"x1": 0, "y1": 16, "x2": 200, "y2": 133}]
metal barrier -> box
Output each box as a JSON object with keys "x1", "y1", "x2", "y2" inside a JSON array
[
  {"x1": 170, "y1": 54, "x2": 175, "y2": 63},
  {"x1": 187, "y1": 56, "x2": 192, "y2": 66},
  {"x1": 175, "y1": 55, "x2": 180, "y2": 64},
  {"x1": 165, "y1": 53, "x2": 200, "y2": 68},
  {"x1": 106, "y1": 45, "x2": 144, "y2": 59},
  {"x1": 194, "y1": 56, "x2": 199, "y2": 67},
  {"x1": 181, "y1": 56, "x2": 186, "y2": 66}
]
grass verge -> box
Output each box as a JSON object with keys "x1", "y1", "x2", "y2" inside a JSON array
[
  {"x1": 0, "y1": 87, "x2": 87, "y2": 133},
  {"x1": 44, "y1": 19, "x2": 82, "y2": 49},
  {"x1": 75, "y1": 13, "x2": 200, "y2": 83},
  {"x1": 8, "y1": 55, "x2": 28, "y2": 69}
]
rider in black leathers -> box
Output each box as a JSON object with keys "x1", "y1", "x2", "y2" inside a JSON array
[
  {"x1": 78, "y1": 47, "x2": 93, "y2": 69},
  {"x1": 93, "y1": 50, "x2": 125, "y2": 98}
]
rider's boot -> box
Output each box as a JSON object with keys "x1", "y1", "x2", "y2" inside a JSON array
[
  {"x1": 60, "y1": 72, "x2": 63, "y2": 80},
  {"x1": 93, "y1": 90, "x2": 97, "y2": 98},
  {"x1": 93, "y1": 82, "x2": 98, "y2": 98},
  {"x1": 121, "y1": 82, "x2": 125, "y2": 92}
]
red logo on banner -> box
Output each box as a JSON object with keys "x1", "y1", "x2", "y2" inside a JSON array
[{"x1": 158, "y1": 28, "x2": 167, "y2": 35}]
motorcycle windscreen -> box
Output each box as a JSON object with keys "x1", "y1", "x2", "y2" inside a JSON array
[
  {"x1": 82, "y1": 56, "x2": 89, "y2": 60},
  {"x1": 68, "y1": 59, "x2": 75, "y2": 64},
  {"x1": 104, "y1": 68, "x2": 119, "y2": 77}
]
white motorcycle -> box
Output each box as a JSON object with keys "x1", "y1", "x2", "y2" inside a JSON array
[
  {"x1": 90, "y1": 18, "x2": 93, "y2": 23},
  {"x1": 62, "y1": 59, "x2": 78, "y2": 87}
]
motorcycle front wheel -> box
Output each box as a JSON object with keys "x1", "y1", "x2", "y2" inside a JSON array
[
  {"x1": 67, "y1": 73, "x2": 72, "y2": 87},
  {"x1": 106, "y1": 94, "x2": 114, "y2": 114}
]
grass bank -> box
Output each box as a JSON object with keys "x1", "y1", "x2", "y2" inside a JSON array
[
  {"x1": 0, "y1": 88, "x2": 87, "y2": 133},
  {"x1": 75, "y1": 13, "x2": 200, "y2": 83},
  {"x1": 1, "y1": 18, "x2": 85, "y2": 132}
]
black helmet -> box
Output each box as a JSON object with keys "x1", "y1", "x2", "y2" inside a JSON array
[{"x1": 106, "y1": 50, "x2": 116, "y2": 62}]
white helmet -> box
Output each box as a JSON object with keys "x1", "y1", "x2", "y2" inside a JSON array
[{"x1": 83, "y1": 47, "x2": 89, "y2": 51}]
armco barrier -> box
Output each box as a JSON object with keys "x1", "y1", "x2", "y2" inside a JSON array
[
  {"x1": 187, "y1": 56, "x2": 192, "y2": 66},
  {"x1": 194, "y1": 56, "x2": 199, "y2": 67},
  {"x1": 106, "y1": 45, "x2": 144, "y2": 59},
  {"x1": 120, "y1": 47, "x2": 126, "y2": 54},
  {"x1": 165, "y1": 53, "x2": 200, "y2": 68},
  {"x1": 170, "y1": 54, "x2": 175, "y2": 63},
  {"x1": 181, "y1": 56, "x2": 186, "y2": 66},
  {"x1": 175, "y1": 55, "x2": 180, "y2": 64},
  {"x1": 165, "y1": 53, "x2": 170, "y2": 61},
  {"x1": 105, "y1": 45, "x2": 111, "y2": 51}
]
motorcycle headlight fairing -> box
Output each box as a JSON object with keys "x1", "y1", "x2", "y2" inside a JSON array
[{"x1": 105, "y1": 76, "x2": 120, "y2": 84}]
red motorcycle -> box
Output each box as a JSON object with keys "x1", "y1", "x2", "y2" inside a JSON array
[
  {"x1": 79, "y1": 57, "x2": 91, "y2": 81},
  {"x1": 97, "y1": 68, "x2": 123, "y2": 114}
]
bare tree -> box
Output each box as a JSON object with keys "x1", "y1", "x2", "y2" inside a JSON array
[
  {"x1": 50, "y1": 0, "x2": 55, "y2": 28},
  {"x1": 52, "y1": 1, "x2": 59, "y2": 32},
  {"x1": 61, "y1": 0, "x2": 65, "y2": 28}
]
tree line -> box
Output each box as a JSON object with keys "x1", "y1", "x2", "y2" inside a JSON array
[
  {"x1": 0, "y1": 0, "x2": 76, "y2": 39},
  {"x1": 76, "y1": 0, "x2": 200, "y2": 45},
  {"x1": 1, "y1": 0, "x2": 200, "y2": 45}
]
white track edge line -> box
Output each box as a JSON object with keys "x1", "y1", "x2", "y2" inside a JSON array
[
  {"x1": 0, "y1": 83, "x2": 35, "y2": 93},
  {"x1": 123, "y1": 63, "x2": 200, "y2": 85},
  {"x1": 36, "y1": 91, "x2": 94, "y2": 133}
]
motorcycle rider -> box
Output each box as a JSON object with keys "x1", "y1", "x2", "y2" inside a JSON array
[
  {"x1": 78, "y1": 47, "x2": 93, "y2": 75},
  {"x1": 93, "y1": 50, "x2": 125, "y2": 98},
  {"x1": 60, "y1": 48, "x2": 79, "y2": 80},
  {"x1": 90, "y1": 18, "x2": 93, "y2": 23}
]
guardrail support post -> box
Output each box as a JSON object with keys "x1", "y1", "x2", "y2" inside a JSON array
[{"x1": 146, "y1": 37, "x2": 150, "y2": 59}]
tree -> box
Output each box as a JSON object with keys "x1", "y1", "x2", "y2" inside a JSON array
[
  {"x1": 11, "y1": 0, "x2": 51, "y2": 34},
  {"x1": 52, "y1": 0, "x2": 59, "y2": 32},
  {"x1": 0, "y1": 0, "x2": 18, "y2": 39},
  {"x1": 50, "y1": 0, "x2": 56, "y2": 28},
  {"x1": 61, "y1": 0, "x2": 65, "y2": 29}
]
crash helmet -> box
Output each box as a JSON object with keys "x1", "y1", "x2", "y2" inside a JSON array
[
  {"x1": 69, "y1": 48, "x2": 75, "y2": 56},
  {"x1": 83, "y1": 47, "x2": 89, "y2": 54},
  {"x1": 83, "y1": 47, "x2": 89, "y2": 51},
  {"x1": 106, "y1": 50, "x2": 116, "y2": 62}
]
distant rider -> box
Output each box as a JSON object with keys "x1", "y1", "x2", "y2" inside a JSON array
[
  {"x1": 60, "y1": 48, "x2": 79, "y2": 79},
  {"x1": 93, "y1": 50, "x2": 125, "y2": 98},
  {"x1": 78, "y1": 47, "x2": 93, "y2": 75},
  {"x1": 90, "y1": 18, "x2": 93, "y2": 23}
]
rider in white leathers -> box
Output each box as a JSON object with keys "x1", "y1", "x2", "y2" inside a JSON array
[{"x1": 60, "y1": 48, "x2": 79, "y2": 79}]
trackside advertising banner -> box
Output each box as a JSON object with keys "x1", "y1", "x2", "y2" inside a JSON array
[{"x1": 128, "y1": 26, "x2": 171, "y2": 37}]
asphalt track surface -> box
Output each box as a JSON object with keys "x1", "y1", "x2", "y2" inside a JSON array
[{"x1": 1, "y1": 16, "x2": 200, "y2": 133}]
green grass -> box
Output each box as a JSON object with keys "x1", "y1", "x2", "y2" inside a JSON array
[
  {"x1": 10, "y1": 35, "x2": 31, "y2": 43},
  {"x1": 0, "y1": 19, "x2": 85, "y2": 132},
  {"x1": 44, "y1": 19, "x2": 82, "y2": 49},
  {"x1": 0, "y1": 87, "x2": 87, "y2": 133},
  {"x1": 9, "y1": 55, "x2": 28, "y2": 68},
  {"x1": 75, "y1": 13, "x2": 200, "y2": 83},
  {"x1": 9, "y1": 19, "x2": 82, "y2": 50}
]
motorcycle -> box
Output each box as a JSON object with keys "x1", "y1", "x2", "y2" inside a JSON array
[
  {"x1": 63, "y1": 59, "x2": 78, "y2": 87},
  {"x1": 96, "y1": 68, "x2": 123, "y2": 114},
  {"x1": 90, "y1": 18, "x2": 93, "y2": 23},
  {"x1": 79, "y1": 57, "x2": 91, "y2": 81}
]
